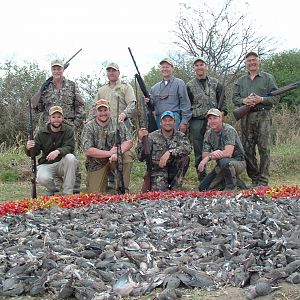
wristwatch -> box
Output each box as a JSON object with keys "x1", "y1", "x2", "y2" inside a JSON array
[{"x1": 208, "y1": 155, "x2": 212, "y2": 161}]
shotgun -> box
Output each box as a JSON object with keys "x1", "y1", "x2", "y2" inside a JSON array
[{"x1": 233, "y1": 80, "x2": 300, "y2": 121}]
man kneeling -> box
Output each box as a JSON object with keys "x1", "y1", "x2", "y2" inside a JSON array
[
  {"x1": 137, "y1": 111, "x2": 192, "y2": 191},
  {"x1": 26, "y1": 106, "x2": 78, "y2": 196},
  {"x1": 198, "y1": 108, "x2": 246, "y2": 191}
]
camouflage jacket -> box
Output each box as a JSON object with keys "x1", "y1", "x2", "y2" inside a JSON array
[
  {"x1": 136, "y1": 129, "x2": 192, "y2": 169},
  {"x1": 81, "y1": 118, "x2": 132, "y2": 172},
  {"x1": 36, "y1": 77, "x2": 85, "y2": 128},
  {"x1": 186, "y1": 76, "x2": 228, "y2": 118},
  {"x1": 203, "y1": 123, "x2": 245, "y2": 160}
]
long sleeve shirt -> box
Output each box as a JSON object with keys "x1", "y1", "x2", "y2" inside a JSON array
[
  {"x1": 232, "y1": 71, "x2": 279, "y2": 109},
  {"x1": 150, "y1": 76, "x2": 192, "y2": 124}
]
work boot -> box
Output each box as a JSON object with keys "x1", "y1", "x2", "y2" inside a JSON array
[
  {"x1": 221, "y1": 167, "x2": 236, "y2": 192},
  {"x1": 236, "y1": 176, "x2": 248, "y2": 190}
]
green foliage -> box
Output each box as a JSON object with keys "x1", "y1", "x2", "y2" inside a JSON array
[
  {"x1": 0, "y1": 60, "x2": 46, "y2": 146},
  {"x1": 261, "y1": 49, "x2": 300, "y2": 107}
]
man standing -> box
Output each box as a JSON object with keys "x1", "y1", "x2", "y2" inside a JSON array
[
  {"x1": 187, "y1": 57, "x2": 228, "y2": 181},
  {"x1": 137, "y1": 111, "x2": 192, "y2": 191},
  {"x1": 232, "y1": 51, "x2": 279, "y2": 187},
  {"x1": 32, "y1": 58, "x2": 85, "y2": 193},
  {"x1": 81, "y1": 100, "x2": 133, "y2": 193},
  {"x1": 25, "y1": 106, "x2": 78, "y2": 196},
  {"x1": 146, "y1": 59, "x2": 192, "y2": 133},
  {"x1": 198, "y1": 108, "x2": 246, "y2": 192},
  {"x1": 93, "y1": 62, "x2": 136, "y2": 192}
]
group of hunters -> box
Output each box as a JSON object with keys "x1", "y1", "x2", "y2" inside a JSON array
[{"x1": 26, "y1": 50, "x2": 280, "y2": 196}]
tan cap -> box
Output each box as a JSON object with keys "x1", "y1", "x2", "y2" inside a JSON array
[
  {"x1": 51, "y1": 59, "x2": 64, "y2": 68},
  {"x1": 245, "y1": 51, "x2": 259, "y2": 59},
  {"x1": 96, "y1": 99, "x2": 110, "y2": 109},
  {"x1": 49, "y1": 106, "x2": 63, "y2": 115},
  {"x1": 106, "y1": 62, "x2": 119, "y2": 71},
  {"x1": 206, "y1": 108, "x2": 222, "y2": 118},
  {"x1": 193, "y1": 57, "x2": 207, "y2": 65},
  {"x1": 159, "y1": 58, "x2": 174, "y2": 67}
]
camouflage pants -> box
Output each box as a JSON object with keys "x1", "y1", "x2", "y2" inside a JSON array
[
  {"x1": 151, "y1": 156, "x2": 190, "y2": 191},
  {"x1": 241, "y1": 110, "x2": 271, "y2": 185}
]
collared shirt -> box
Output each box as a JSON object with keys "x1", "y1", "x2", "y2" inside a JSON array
[
  {"x1": 232, "y1": 71, "x2": 279, "y2": 109},
  {"x1": 81, "y1": 117, "x2": 132, "y2": 172},
  {"x1": 94, "y1": 80, "x2": 136, "y2": 118},
  {"x1": 36, "y1": 77, "x2": 85, "y2": 128},
  {"x1": 203, "y1": 123, "x2": 244, "y2": 160},
  {"x1": 150, "y1": 76, "x2": 192, "y2": 124}
]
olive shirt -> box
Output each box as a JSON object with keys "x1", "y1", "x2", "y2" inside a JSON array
[
  {"x1": 136, "y1": 129, "x2": 192, "y2": 169},
  {"x1": 187, "y1": 76, "x2": 228, "y2": 118},
  {"x1": 149, "y1": 76, "x2": 192, "y2": 124},
  {"x1": 25, "y1": 123, "x2": 75, "y2": 165},
  {"x1": 35, "y1": 77, "x2": 85, "y2": 128},
  {"x1": 81, "y1": 118, "x2": 132, "y2": 172},
  {"x1": 232, "y1": 71, "x2": 279, "y2": 109},
  {"x1": 203, "y1": 123, "x2": 244, "y2": 160},
  {"x1": 94, "y1": 80, "x2": 136, "y2": 118}
]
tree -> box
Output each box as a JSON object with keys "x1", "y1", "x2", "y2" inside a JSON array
[
  {"x1": 172, "y1": 0, "x2": 277, "y2": 81},
  {"x1": 261, "y1": 49, "x2": 300, "y2": 107},
  {"x1": 0, "y1": 60, "x2": 46, "y2": 147}
]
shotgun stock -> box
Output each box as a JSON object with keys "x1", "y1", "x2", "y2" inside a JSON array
[
  {"x1": 233, "y1": 80, "x2": 300, "y2": 121},
  {"x1": 31, "y1": 49, "x2": 82, "y2": 108}
]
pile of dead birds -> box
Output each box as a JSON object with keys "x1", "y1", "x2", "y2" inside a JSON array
[{"x1": 0, "y1": 192, "x2": 300, "y2": 299}]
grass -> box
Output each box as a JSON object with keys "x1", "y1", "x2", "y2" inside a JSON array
[{"x1": 0, "y1": 142, "x2": 299, "y2": 203}]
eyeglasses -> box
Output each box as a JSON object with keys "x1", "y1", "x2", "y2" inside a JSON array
[{"x1": 158, "y1": 82, "x2": 171, "y2": 100}]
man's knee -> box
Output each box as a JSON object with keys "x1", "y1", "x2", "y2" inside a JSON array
[{"x1": 217, "y1": 158, "x2": 231, "y2": 169}]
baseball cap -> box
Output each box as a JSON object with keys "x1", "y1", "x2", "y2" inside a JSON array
[
  {"x1": 51, "y1": 59, "x2": 64, "y2": 68},
  {"x1": 49, "y1": 106, "x2": 63, "y2": 115},
  {"x1": 206, "y1": 108, "x2": 222, "y2": 118},
  {"x1": 245, "y1": 51, "x2": 259, "y2": 59},
  {"x1": 193, "y1": 57, "x2": 207, "y2": 65},
  {"x1": 159, "y1": 58, "x2": 174, "y2": 67},
  {"x1": 106, "y1": 62, "x2": 119, "y2": 71},
  {"x1": 95, "y1": 99, "x2": 110, "y2": 109},
  {"x1": 161, "y1": 111, "x2": 175, "y2": 120}
]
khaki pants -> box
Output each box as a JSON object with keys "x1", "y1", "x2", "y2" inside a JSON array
[
  {"x1": 209, "y1": 160, "x2": 246, "y2": 189},
  {"x1": 37, "y1": 154, "x2": 78, "y2": 195}
]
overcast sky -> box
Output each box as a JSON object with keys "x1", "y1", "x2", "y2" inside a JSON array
[{"x1": 1, "y1": 0, "x2": 299, "y2": 80}]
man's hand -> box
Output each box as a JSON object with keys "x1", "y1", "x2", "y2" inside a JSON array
[
  {"x1": 109, "y1": 146, "x2": 117, "y2": 156},
  {"x1": 159, "y1": 151, "x2": 171, "y2": 168},
  {"x1": 46, "y1": 150, "x2": 60, "y2": 161},
  {"x1": 198, "y1": 156, "x2": 209, "y2": 172},
  {"x1": 242, "y1": 93, "x2": 263, "y2": 106},
  {"x1": 26, "y1": 140, "x2": 35, "y2": 150},
  {"x1": 138, "y1": 128, "x2": 148, "y2": 141},
  {"x1": 179, "y1": 123, "x2": 187, "y2": 133},
  {"x1": 144, "y1": 97, "x2": 150, "y2": 103},
  {"x1": 109, "y1": 153, "x2": 118, "y2": 162},
  {"x1": 211, "y1": 150, "x2": 223, "y2": 159},
  {"x1": 118, "y1": 112, "x2": 127, "y2": 122}
]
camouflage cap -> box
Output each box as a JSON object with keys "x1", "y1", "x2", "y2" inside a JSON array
[
  {"x1": 161, "y1": 111, "x2": 175, "y2": 120},
  {"x1": 193, "y1": 57, "x2": 207, "y2": 65},
  {"x1": 106, "y1": 62, "x2": 119, "y2": 71},
  {"x1": 96, "y1": 99, "x2": 110, "y2": 109},
  {"x1": 159, "y1": 58, "x2": 174, "y2": 67},
  {"x1": 245, "y1": 51, "x2": 259, "y2": 59},
  {"x1": 206, "y1": 108, "x2": 222, "y2": 118},
  {"x1": 51, "y1": 59, "x2": 64, "y2": 68},
  {"x1": 49, "y1": 106, "x2": 63, "y2": 115}
]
